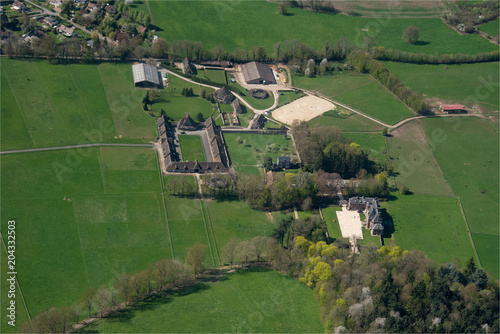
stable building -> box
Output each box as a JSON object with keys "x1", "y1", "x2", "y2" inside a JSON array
[
  {"x1": 132, "y1": 63, "x2": 161, "y2": 88},
  {"x1": 241, "y1": 61, "x2": 276, "y2": 85}
]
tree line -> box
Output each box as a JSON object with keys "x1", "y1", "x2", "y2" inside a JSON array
[{"x1": 270, "y1": 236, "x2": 499, "y2": 333}]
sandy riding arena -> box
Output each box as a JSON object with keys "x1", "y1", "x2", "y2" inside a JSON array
[{"x1": 272, "y1": 95, "x2": 335, "y2": 124}]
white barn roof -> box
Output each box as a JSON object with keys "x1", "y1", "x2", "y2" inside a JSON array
[{"x1": 132, "y1": 63, "x2": 160, "y2": 86}]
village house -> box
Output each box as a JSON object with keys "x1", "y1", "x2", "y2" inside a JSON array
[
  {"x1": 87, "y1": 2, "x2": 99, "y2": 11},
  {"x1": 12, "y1": 0, "x2": 27, "y2": 12},
  {"x1": 57, "y1": 25, "x2": 75, "y2": 37},
  {"x1": 104, "y1": 4, "x2": 117, "y2": 15},
  {"x1": 348, "y1": 197, "x2": 384, "y2": 236},
  {"x1": 49, "y1": 0, "x2": 63, "y2": 7},
  {"x1": 275, "y1": 156, "x2": 291, "y2": 169},
  {"x1": 241, "y1": 61, "x2": 276, "y2": 85}
]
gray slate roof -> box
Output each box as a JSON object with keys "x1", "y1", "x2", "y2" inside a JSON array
[
  {"x1": 132, "y1": 63, "x2": 160, "y2": 86},
  {"x1": 241, "y1": 61, "x2": 276, "y2": 84}
]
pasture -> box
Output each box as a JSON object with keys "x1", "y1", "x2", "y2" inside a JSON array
[
  {"x1": 139, "y1": 1, "x2": 497, "y2": 55},
  {"x1": 422, "y1": 117, "x2": 499, "y2": 278},
  {"x1": 156, "y1": 75, "x2": 216, "y2": 121},
  {"x1": 77, "y1": 270, "x2": 323, "y2": 333},
  {"x1": 277, "y1": 91, "x2": 306, "y2": 107},
  {"x1": 0, "y1": 147, "x2": 171, "y2": 317},
  {"x1": 478, "y1": 19, "x2": 500, "y2": 37},
  {"x1": 293, "y1": 74, "x2": 414, "y2": 125},
  {"x1": 308, "y1": 113, "x2": 383, "y2": 132},
  {"x1": 383, "y1": 194, "x2": 477, "y2": 267},
  {"x1": 387, "y1": 120, "x2": 454, "y2": 196},
  {"x1": 344, "y1": 132, "x2": 388, "y2": 164},
  {"x1": 179, "y1": 135, "x2": 206, "y2": 162},
  {"x1": 222, "y1": 133, "x2": 295, "y2": 171},
  {"x1": 382, "y1": 61, "x2": 500, "y2": 112}
]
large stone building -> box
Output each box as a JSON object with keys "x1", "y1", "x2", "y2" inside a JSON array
[
  {"x1": 241, "y1": 61, "x2": 276, "y2": 85},
  {"x1": 157, "y1": 115, "x2": 228, "y2": 173},
  {"x1": 348, "y1": 197, "x2": 384, "y2": 236},
  {"x1": 132, "y1": 63, "x2": 161, "y2": 88}
]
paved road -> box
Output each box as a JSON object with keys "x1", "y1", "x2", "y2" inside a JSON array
[{"x1": 0, "y1": 143, "x2": 153, "y2": 155}]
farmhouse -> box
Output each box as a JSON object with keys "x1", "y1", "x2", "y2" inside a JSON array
[
  {"x1": 441, "y1": 104, "x2": 465, "y2": 114},
  {"x1": 12, "y1": 0, "x2": 27, "y2": 12},
  {"x1": 132, "y1": 63, "x2": 161, "y2": 88},
  {"x1": 157, "y1": 115, "x2": 229, "y2": 173},
  {"x1": 182, "y1": 57, "x2": 195, "y2": 75},
  {"x1": 348, "y1": 197, "x2": 384, "y2": 236},
  {"x1": 232, "y1": 98, "x2": 242, "y2": 114},
  {"x1": 213, "y1": 86, "x2": 235, "y2": 104},
  {"x1": 241, "y1": 61, "x2": 276, "y2": 85}
]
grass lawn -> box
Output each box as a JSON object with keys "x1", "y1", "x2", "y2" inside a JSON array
[
  {"x1": 277, "y1": 91, "x2": 306, "y2": 107},
  {"x1": 321, "y1": 206, "x2": 346, "y2": 242},
  {"x1": 422, "y1": 117, "x2": 499, "y2": 278},
  {"x1": 140, "y1": 1, "x2": 496, "y2": 55},
  {"x1": 0, "y1": 147, "x2": 172, "y2": 318},
  {"x1": 308, "y1": 114, "x2": 383, "y2": 132},
  {"x1": 206, "y1": 200, "x2": 276, "y2": 263},
  {"x1": 77, "y1": 269, "x2": 323, "y2": 333},
  {"x1": 199, "y1": 68, "x2": 227, "y2": 85},
  {"x1": 382, "y1": 61, "x2": 500, "y2": 112},
  {"x1": 383, "y1": 194, "x2": 477, "y2": 268},
  {"x1": 293, "y1": 73, "x2": 414, "y2": 125},
  {"x1": 179, "y1": 135, "x2": 206, "y2": 162},
  {"x1": 344, "y1": 132, "x2": 388, "y2": 164},
  {"x1": 478, "y1": 19, "x2": 500, "y2": 37},
  {"x1": 155, "y1": 75, "x2": 216, "y2": 121},
  {"x1": 472, "y1": 233, "x2": 499, "y2": 280},
  {"x1": 223, "y1": 133, "x2": 295, "y2": 170},
  {"x1": 387, "y1": 120, "x2": 453, "y2": 196}
]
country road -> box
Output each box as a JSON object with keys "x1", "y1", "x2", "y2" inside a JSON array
[{"x1": 0, "y1": 143, "x2": 153, "y2": 155}]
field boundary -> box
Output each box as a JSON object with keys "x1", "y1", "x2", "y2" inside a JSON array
[
  {"x1": 198, "y1": 200, "x2": 217, "y2": 266},
  {"x1": 456, "y1": 196, "x2": 482, "y2": 268},
  {"x1": 0, "y1": 143, "x2": 153, "y2": 155},
  {"x1": 202, "y1": 200, "x2": 221, "y2": 265}
]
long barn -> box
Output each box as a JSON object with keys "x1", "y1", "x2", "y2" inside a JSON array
[
  {"x1": 241, "y1": 61, "x2": 276, "y2": 85},
  {"x1": 132, "y1": 63, "x2": 161, "y2": 88}
]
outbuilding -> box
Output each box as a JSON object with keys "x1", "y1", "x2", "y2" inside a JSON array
[
  {"x1": 241, "y1": 61, "x2": 276, "y2": 85},
  {"x1": 132, "y1": 63, "x2": 161, "y2": 88}
]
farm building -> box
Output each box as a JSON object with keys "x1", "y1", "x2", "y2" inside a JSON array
[
  {"x1": 241, "y1": 61, "x2": 276, "y2": 85},
  {"x1": 214, "y1": 86, "x2": 235, "y2": 104},
  {"x1": 441, "y1": 104, "x2": 466, "y2": 113},
  {"x1": 182, "y1": 57, "x2": 195, "y2": 75},
  {"x1": 232, "y1": 98, "x2": 242, "y2": 114},
  {"x1": 177, "y1": 114, "x2": 198, "y2": 131},
  {"x1": 132, "y1": 63, "x2": 161, "y2": 88},
  {"x1": 251, "y1": 114, "x2": 267, "y2": 129},
  {"x1": 348, "y1": 197, "x2": 383, "y2": 236}
]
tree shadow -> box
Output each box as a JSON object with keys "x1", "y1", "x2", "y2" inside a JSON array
[
  {"x1": 381, "y1": 208, "x2": 394, "y2": 239},
  {"x1": 414, "y1": 41, "x2": 430, "y2": 46}
]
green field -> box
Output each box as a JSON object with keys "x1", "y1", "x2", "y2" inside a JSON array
[
  {"x1": 200, "y1": 68, "x2": 227, "y2": 85},
  {"x1": 156, "y1": 75, "x2": 216, "y2": 121},
  {"x1": 308, "y1": 113, "x2": 384, "y2": 132},
  {"x1": 77, "y1": 270, "x2": 323, "y2": 333},
  {"x1": 382, "y1": 61, "x2": 500, "y2": 112},
  {"x1": 293, "y1": 74, "x2": 414, "y2": 124},
  {"x1": 387, "y1": 120, "x2": 453, "y2": 196},
  {"x1": 179, "y1": 135, "x2": 206, "y2": 162},
  {"x1": 138, "y1": 1, "x2": 497, "y2": 55},
  {"x1": 321, "y1": 206, "x2": 345, "y2": 242},
  {"x1": 422, "y1": 117, "x2": 499, "y2": 278},
  {"x1": 344, "y1": 132, "x2": 388, "y2": 164},
  {"x1": 277, "y1": 91, "x2": 306, "y2": 107},
  {"x1": 223, "y1": 133, "x2": 294, "y2": 171},
  {"x1": 0, "y1": 147, "x2": 171, "y2": 318},
  {"x1": 478, "y1": 19, "x2": 500, "y2": 37},
  {"x1": 383, "y1": 194, "x2": 476, "y2": 267}
]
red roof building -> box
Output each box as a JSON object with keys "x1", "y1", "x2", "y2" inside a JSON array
[{"x1": 441, "y1": 104, "x2": 465, "y2": 113}]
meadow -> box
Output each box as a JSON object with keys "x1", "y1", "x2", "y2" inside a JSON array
[
  {"x1": 344, "y1": 132, "x2": 388, "y2": 164},
  {"x1": 386, "y1": 120, "x2": 454, "y2": 196},
  {"x1": 308, "y1": 113, "x2": 383, "y2": 132},
  {"x1": 0, "y1": 147, "x2": 171, "y2": 317},
  {"x1": 137, "y1": 1, "x2": 496, "y2": 55},
  {"x1": 293, "y1": 73, "x2": 414, "y2": 125},
  {"x1": 222, "y1": 133, "x2": 295, "y2": 172},
  {"x1": 478, "y1": 18, "x2": 500, "y2": 37},
  {"x1": 383, "y1": 194, "x2": 477, "y2": 267},
  {"x1": 0, "y1": 59, "x2": 161, "y2": 151},
  {"x1": 178, "y1": 135, "x2": 206, "y2": 161},
  {"x1": 77, "y1": 270, "x2": 323, "y2": 333},
  {"x1": 382, "y1": 61, "x2": 500, "y2": 112},
  {"x1": 155, "y1": 75, "x2": 216, "y2": 121},
  {"x1": 422, "y1": 117, "x2": 499, "y2": 278},
  {"x1": 277, "y1": 91, "x2": 306, "y2": 108}
]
